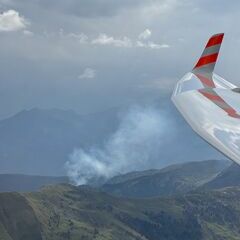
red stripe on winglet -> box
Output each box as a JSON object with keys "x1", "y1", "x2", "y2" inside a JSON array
[
  {"x1": 199, "y1": 90, "x2": 240, "y2": 119},
  {"x1": 224, "y1": 108, "x2": 240, "y2": 118},
  {"x1": 194, "y1": 53, "x2": 218, "y2": 68},
  {"x1": 228, "y1": 112, "x2": 240, "y2": 119},
  {"x1": 199, "y1": 90, "x2": 224, "y2": 102},
  {"x1": 220, "y1": 107, "x2": 240, "y2": 119},
  {"x1": 196, "y1": 74, "x2": 215, "y2": 88},
  {"x1": 206, "y1": 34, "x2": 224, "y2": 48}
]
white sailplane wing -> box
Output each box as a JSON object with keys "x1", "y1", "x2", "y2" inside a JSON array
[{"x1": 172, "y1": 33, "x2": 240, "y2": 165}]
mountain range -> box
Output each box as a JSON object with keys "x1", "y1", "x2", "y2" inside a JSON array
[
  {"x1": 1, "y1": 160, "x2": 240, "y2": 239},
  {"x1": 102, "y1": 159, "x2": 230, "y2": 198},
  {"x1": 0, "y1": 159, "x2": 231, "y2": 195},
  {"x1": 0, "y1": 104, "x2": 224, "y2": 176},
  {"x1": 0, "y1": 108, "x2": 119, "y2": 175}
]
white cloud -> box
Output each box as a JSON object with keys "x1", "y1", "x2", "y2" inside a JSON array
[
  {"x1": 136, "y1": 41, "x2": 145, "y2": 47},
  {"x1": 91, "y1": 33, "x2": 169, "y2": 49},
  {"x1": 136, "y1": 40, "x2": 170, "y2": 49},
  {"x1": 92, "y1": 34, "x2": 132, "y2": 47},
  {"x1": 56, "y1": 30, "x2": 170, "y2": 50},
  {"x1": 68, "y1": 33, "x2": 88, "y2": 43},
  {"x1": 60, "y1": 29, "x2": 88, "y2": 43},
  {"x1": 147, "y1": 42, "x2": 170, "y2": 49},
  {"x1": 138, "y1": 28, "x2": 151, "y2": 40},
  {"x1": 0, "y1": 10, "x2": 28, "y2": 32},
  {"x1": 23, "y1": 30, "x2": 33, "y2": 36},
  {"x1": 78, "y1": 68, "x2": 96, "y2": 79}
]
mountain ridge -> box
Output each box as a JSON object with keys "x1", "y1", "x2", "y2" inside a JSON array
[
  {"x1": 0, "y1": 159, "x2": 231, "y2": 195},
  {"x1": 102, "y1": 159, "x2": 230, "y2": 198},
  {"x1": 0, "y1": 104, "x2": 226, "y2": 176}
]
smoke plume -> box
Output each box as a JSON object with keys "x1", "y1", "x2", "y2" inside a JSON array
[{"x1": 65, "y1": 105, "x2": 167, "y2": 185}]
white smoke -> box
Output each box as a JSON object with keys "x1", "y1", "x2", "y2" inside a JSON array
[{"x1": 65, "y1": 106, "x2": 167, "y2": 185}]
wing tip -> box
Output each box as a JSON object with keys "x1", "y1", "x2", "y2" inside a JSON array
[
  {"x1": 206, "y1": 33, "x2": 224, "y2": 47},
  {"x1": 193, "y1": 33, "x2": 224, "y2": 72},
  {"x1": 212, "y1": 33, "x2": 224, "y2": 37}
]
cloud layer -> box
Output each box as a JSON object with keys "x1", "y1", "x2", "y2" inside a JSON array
[{"x1": 60, "y1": 30, "x2": 169, "y2": 49}]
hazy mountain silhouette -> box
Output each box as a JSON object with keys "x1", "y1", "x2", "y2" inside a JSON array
[
  {"x1": 0, "y1": 108, "x2": 119, "y2": 175},
  {"x1": 0, "y1": 100, "x2": 225, "y2": 176}
]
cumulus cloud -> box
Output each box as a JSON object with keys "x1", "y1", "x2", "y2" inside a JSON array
[
  {"x1": 138, "y1": 28, "x2": 152, "y2": 40},
  {"x1": 0, "y1": 10, "x2": 28, "y2": 32},
  {"x1": 137, "y1": 28, "x2": 170, "y2": 49},
  {"x1": 78, "y1": 68, "x2": 96, "y2": 79},
  {"x1": 136, "y1": 40, "x2": 170, "y2": 49},
  {"x1": 148, "y1": 42, "x2": 170, "y2": 49},
  {"x1": 92, "y1": 34, "x2": 132, "y2": 47},
  {"x1": 56, "y1": 27, "x2": 169, "y2": 50},
  {"x1": 63, "y1": 31, "x2": 169, "y2": 50}
]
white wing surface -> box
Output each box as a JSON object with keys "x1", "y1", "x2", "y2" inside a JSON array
[{"x1": 172, "y1": 33, "x2": 240, "y2": 164}]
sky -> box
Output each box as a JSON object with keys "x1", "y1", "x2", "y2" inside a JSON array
[
  {"x1": 0, "y1": 0, "x2": 239, "y2": 177},
  {"x1": 0, "y1": 0, "x2": 239, "y2": 119}
]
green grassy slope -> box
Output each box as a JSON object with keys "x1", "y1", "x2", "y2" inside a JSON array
[
  {"x1": 0, "y1": 185, "x2": 240, "y2": 240},
  {"x1": 0, "y1": 192, "x2": 42, "y2": 240},
  {"x1": 1, "y1": 183, "x2": 240, "y2": 240},
  {"x1": 203, "y1": 163, "x2": 240, "y2": 190}
]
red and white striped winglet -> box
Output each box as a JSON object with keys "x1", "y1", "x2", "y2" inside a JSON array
[{"x1": 193, "y1": 33, "x2": 224, "y2": 72}]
